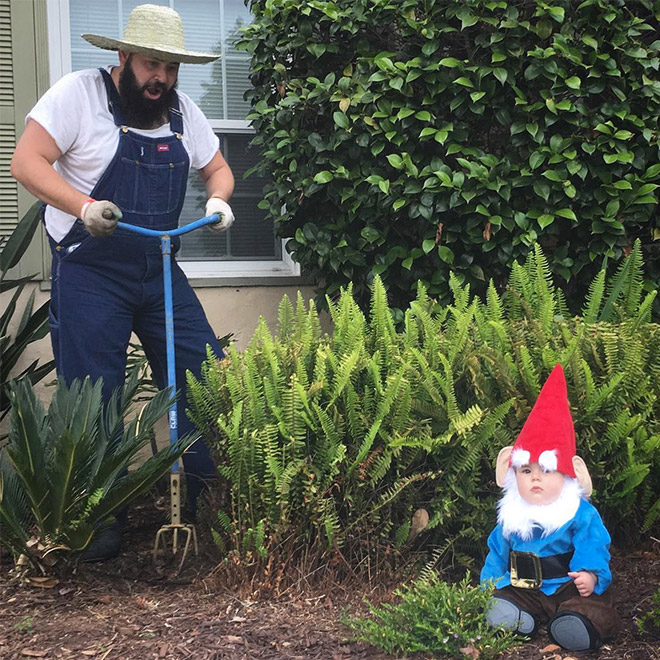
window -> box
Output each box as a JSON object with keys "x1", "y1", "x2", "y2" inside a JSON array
[{"x1": 46, "y1": 0, "x2": 299, "y2": 279}]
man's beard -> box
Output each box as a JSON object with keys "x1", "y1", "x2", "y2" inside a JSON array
[{"x1": 119, "y1": 56, "x2": 178, "y2": 129}]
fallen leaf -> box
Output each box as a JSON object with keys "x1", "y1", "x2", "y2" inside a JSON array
[
  {"x1": 159, "y1": 644, "x2": 169, "y2": 658},
  {"x1": 28, "y1": 577, "x2": 59, "y2": 589},
  {"x1": 459, "y1": 644, "x2": 480, "y2": 659},
  {"x1": 21, "y1": 650, "x2": 49, "y2": 658},
  {"x1": 540, "y1": 644, "x2": 561, "y2": 653},
  {"x1": 564, "y1": 657, "x2": 579, "y2": 660},
  {"x1": 435, "y1": 222, "x2": 444, "y2": 244},
  {"x1": 96, "y1": 595, "x2": 111, "y2": 604},
  {"x1": 408, "y1": 508, "x2": 430, "y2": 542}
]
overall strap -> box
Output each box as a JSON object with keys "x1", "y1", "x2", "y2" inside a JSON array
[
  {"x1": 168, "y1": 93, "x2": 184, "y2": 135},
  {"x1": 99, "y1": 67, "x2": 126, "y2": 127}
]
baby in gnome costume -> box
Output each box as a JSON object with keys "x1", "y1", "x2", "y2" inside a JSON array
[{"x1": 480, "y1": 364, "x2": 621, "y2": 651}]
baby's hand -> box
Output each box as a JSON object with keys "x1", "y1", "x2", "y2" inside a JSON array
[{"x1": 568, "y1": 570, "x2": 596, "y2": 597}]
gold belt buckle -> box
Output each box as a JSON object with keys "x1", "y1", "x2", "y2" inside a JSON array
[{"x1": 510, "y1": 551, "x2": 542, "y2": 589}]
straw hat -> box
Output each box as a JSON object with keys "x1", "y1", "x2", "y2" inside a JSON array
[{"x1": 82, "y1": 4, "x2": 220, "y2": 64}]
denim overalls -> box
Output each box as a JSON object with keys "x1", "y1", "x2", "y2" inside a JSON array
[{"x1": 48, "y1": 68, "x2": 222, "y2": 505}]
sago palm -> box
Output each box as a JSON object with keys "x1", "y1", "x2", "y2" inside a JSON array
[{"x1": 0, "y1": 372, "x2": 196, "y2": 573}]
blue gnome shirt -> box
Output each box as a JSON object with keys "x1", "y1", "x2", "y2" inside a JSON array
[{"x1": 480, "y1": 499, "x2": 612, "y2": 595}]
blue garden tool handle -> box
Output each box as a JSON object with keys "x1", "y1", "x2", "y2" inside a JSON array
[
  {"x1": 116, "y1": 213, "x2": 221, "y2": 236},
  {"x1": 115, "y1": 213, "x2": 220, "y2": 473}
]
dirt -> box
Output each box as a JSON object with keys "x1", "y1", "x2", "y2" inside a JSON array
[{"x1": 1, "y1": 497, "x2": 659, "y2": 660}]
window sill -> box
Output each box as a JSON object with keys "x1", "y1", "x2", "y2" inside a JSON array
[{"x1": 39, "y1": 273, "x2": 311, "y2": 291}]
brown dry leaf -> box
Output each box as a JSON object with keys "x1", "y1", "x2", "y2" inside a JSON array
[
  {"x1": 96, "y1": 595, "x2": 111, "y2": 604},
  {"x1": 28, "y1": 576, "x2": 59, "y2": 589},
  {"x1": 21, "y1": 650, "x2": 49, "y2": 658},
  {"x1": 564, "y1": 657, "x2": 579, "y2": 660},
  {"x1": 134, "y1": 596, "x2": 158, "y2": 610},
  {"x1": 482, "y1": 222, "x2": 492, "y2": 242},
  {"x1": 540, "y1": 644, "x2": 561, "y2": 653},
  {"x1": 435, "y1": 222, "x2": 444, "y2": 244},
  {"x1": 408, "y1": 508, "x2": 430, "y2": 542},
  {"x1": 158, "y1": 644, "x2": 169, "y2": 658},
  {"x1": 459, "y1": 644, "x2": 480, "y2": 659}
]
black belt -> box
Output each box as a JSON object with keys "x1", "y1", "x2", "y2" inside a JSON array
[{"x1": 508, "y1": 551, "x2": 573, "y2": 589}]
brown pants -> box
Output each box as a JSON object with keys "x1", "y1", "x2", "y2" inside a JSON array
[{"x1": 494, "y1": 581, "x2": 621, "y2": 640}]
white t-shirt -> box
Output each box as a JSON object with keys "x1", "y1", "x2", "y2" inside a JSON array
[{"x1": 27, "y1": 66, "x2": 220, "y2": 242}]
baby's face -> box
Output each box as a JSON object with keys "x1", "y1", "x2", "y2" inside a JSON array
[{"x1": 515, "y1": 462, "x2": 565, "y2": 505}]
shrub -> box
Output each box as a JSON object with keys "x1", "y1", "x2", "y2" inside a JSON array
[
  {"x1": 1, "y1": 202, "x2": 55, "y2": 424},
  {"x1": 346, "y1": 572, "x2": 518, "y2": 659},
  {"x1": 189, "y1": 243, "x2": 660, "y2": 577},
  {"x1": 241, "y1": 0, "x2": 660, "y2": 315},
  {"x1": 0, "y1": 373, "x2": 196, "y2": 574},
  {"x1": 188, "y1": 282, "x2": 509, "y2": 580}
]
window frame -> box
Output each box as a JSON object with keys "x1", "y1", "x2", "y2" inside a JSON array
[{"x1": 44, "y1": 0, "x2": 300, "y2": 282}]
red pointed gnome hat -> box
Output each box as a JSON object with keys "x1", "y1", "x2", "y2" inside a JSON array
[{"x1": 509, "y1": 364, "x2": 576, "y2": 477}]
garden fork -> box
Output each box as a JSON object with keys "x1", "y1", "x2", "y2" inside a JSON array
[{"x1": 116, "y1": 213, "x2": 220, "y2": 573}]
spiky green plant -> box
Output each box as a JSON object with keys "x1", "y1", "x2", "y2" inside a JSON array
[
  {"x1": 187, "y1": 279, "x2": 511, "y2": 575},
  {"x1": 1, "y1": 202, "x2": 55, "y2": 424},
  {"x1": 463, "y1": 241, "x2": 660, "y2": 539},
  {"x1": 0, "y1": 373, "x2": 196, "y2": 573}
]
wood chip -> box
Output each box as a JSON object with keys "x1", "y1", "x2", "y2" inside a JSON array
[
  {"x1": 28, "y1": 577, "x2": 59, "y2": 589},
  {"x1": 540, "y1": 644, "x2": 561, "y2": 653},
  {"x1": 21, "y1": 650, "x2": 49, "y2": 658}
]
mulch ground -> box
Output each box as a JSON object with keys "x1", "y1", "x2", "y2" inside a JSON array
[{"x1": 1, "y1": 496, "x2": 659, "y2": 660}]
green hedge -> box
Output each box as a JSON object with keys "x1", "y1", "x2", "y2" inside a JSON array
[
  {"x1": 241, "y1": 0, "x2": 660, "y2": 314},
  {"x1": 189, "y1": 245, "x2": 660, "y2": 574}
]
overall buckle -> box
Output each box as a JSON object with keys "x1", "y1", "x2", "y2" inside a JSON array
[{"x1": 510, "y1": 551, "x2": 542, "y2": 589}]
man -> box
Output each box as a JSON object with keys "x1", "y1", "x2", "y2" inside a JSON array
[{"x1": 11, "y1": 4, "x2": 234, "y2": 560}]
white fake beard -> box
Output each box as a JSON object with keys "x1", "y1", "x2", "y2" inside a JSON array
[{"x1": 497, "y1": 469, "x2": 584, "y2": 541}]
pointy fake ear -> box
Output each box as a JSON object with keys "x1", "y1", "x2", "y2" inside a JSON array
[
  {"x1": 496, "y1": 446, "x2": 513, "y2": 487},
  {"x1": 573, "y1": 455, "x2": 592, "y2": 497}
]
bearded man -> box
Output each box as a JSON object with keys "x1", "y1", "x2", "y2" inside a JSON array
[{"x1": 11, "y1": 4, "x2": 235, "y2": 561}]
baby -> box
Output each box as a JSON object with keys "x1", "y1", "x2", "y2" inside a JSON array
[{"x1": 480, "y1": 364, "x2": 621, "y2": 651}]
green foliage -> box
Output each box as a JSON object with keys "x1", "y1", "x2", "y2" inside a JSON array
[
  {"x1": 191, "y1": 243, "x2": 660, "y2": 575},
  {"x1": 0, "y1": 373, "x2": 196, "y2": 573},
  {"x1": 241, "y1": 0, "x2": 660, "y2": 314},
  {"x1": 464, "y1": 242, "x2": 660, "y2": 539},
  {"x1": 1, "y1": 202, "x2": 55, "y2": 423},
  {"x1": 636, "y1": 584, "x2": 660, "y2": 639},
  {"x1": 346, "y1": 572, "x2": 518, "y2": 659},
  {"x1": 187, "y1": 281, "x2": 509, "y2": 572}
]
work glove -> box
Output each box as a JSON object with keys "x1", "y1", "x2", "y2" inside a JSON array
[
  {"x1": 205, "y1": 197, "x2": 234, "y2": 232},
  {"x1": 80, "y1": 199, "x2": 122, "y2": 237}
]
